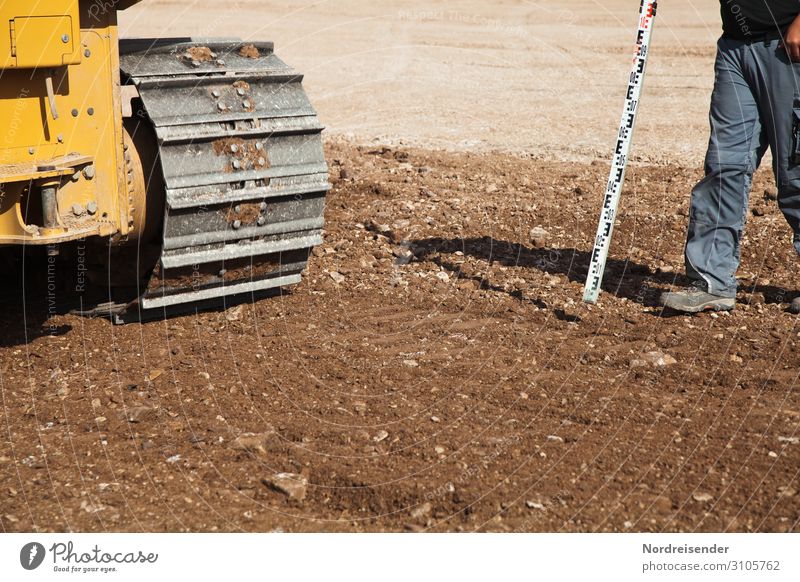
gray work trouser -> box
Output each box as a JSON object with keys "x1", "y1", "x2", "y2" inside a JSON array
[{"x1": 686, "y1": 36, "x2": 800, "y2": 297}]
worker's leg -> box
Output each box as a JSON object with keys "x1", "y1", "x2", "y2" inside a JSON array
[
  {"x1": 748, "y1": 39, "x2": 800, "y2": 257},
  {"x1": 684, "y1": 38, "x2": 767, "y2": 298}
]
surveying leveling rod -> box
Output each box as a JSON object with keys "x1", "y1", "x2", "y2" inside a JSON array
[{"x1": 583, "y1": 1, "x2": 657, "y2": 303}]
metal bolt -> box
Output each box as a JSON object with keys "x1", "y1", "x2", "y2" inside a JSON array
[
  {"x1": 232, "y1": 160, "x2": 241, "y2": 170},
  {"x1": 216, "y1": 59, "x2": 225, "y2": 66},
  {"x1": 259, "y1": 202, "x2": 267, "y2": 211},
  {"x1": 191, "y1": 60, "x2": 201, "y2": 68},
  {"x1": 57, "y1": 134, "x2": 63, "y2": 143},
  {"x1": 232, "y1": 220, "x2": 241, "y2": 230},
  {"x1": 71, "y1": 172, "x2": 80, "y2": 182},
  {"x1": 71, "y1": 108, "x2": 78, "y2": 117},
  {"x1": 257, "y1": 216, "x2": 266, "y2": 226},
  {"x1": 84, "y1": 48, "x2": 91, "y2": 58},
  {"x1": 255, "y1": 142, "x2": 263, "y2": 151},
  {"x1": 83, "y1": 165, "x2": 96, "y2": 180},
  {"x1": 257, "y1": 157, "x2": 266, "y2": 166},
  {"x1": 86, "y1": 201, "x2": 98, "y2": 215},
  {"x1": 219, "y1": 269, "x2": 227, "y2": 277},
  {"x1": 71, "y1": 203, "x2": 84, "y2": 216},
  {"x1": 28, "y1": 147, "x2": 34, "y2": 155},
  {"x1": 236, "y1": 88, "x2": 246, "y2": 96},
  {"x1": 217, "y1": 103, "x2": 227, "y2": 111},
  {"x1": 230, "y1": 144, "x2": 239, "y2": 153},
  {"x1": 87, "y1": 107, "x2": 94, "y2": 116},
  {"x1": 61, "y1": 34, "x2": 69, "y2": 43},
  {"x1": 242, "y1": 100, "x2": 251, "y2": 109},
  {"x1": 233, "y1": 205, "x2": 241, "y2": 213},
  {"x1": 211, "y1": 90, "x2": 221, "y2": 98}
]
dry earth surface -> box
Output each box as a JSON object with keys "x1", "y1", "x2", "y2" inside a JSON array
[{"x1": 1, "y1": 1, "x2": 799, "y2": 533}]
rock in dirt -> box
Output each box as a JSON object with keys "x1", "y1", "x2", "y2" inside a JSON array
[
  {"x1": 225, "y1": 305, "x2": 244, "y2": 321},
  {"x1": 329, "y1": 271, "x2": 346, "y2": 284},
  {"x1": 263, "y1": 473, "x2": 308, "y2": 501},
  {"x1": 410, "y1": 502, "x2": 432, "y2": 519},
  {"x1": 778, "y1": 485, "x2": 796, "y2": 498},
  {"x1": 146, "y1": 369, "x2": 164, "y2": 382},
  {"x1": 630, "y1": 351, "x2": 677, "y2": 368},
  {"x1": 529, "y1": 226, "x2": 549, "y2": 248},
  {"x1": 231, "y1": 431, "x2": 275, "y2": 455},
  {"x1": 120, "y1": 405, "x2": 158, "y2": 423},
  {"x1": 765, "y1": 186, "x2": 779, "y2": 201},
  {"x1": 692, "y1": 492, "x2": 713, "y2": 503},
  {"x1": 526, "y1": 500, "x2": 546, "y2": 511},
  {"x1": 373, "y1": 430, "x2": 389, "y2": 442}
]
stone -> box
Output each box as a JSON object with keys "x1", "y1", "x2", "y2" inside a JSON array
[
  {"x1": 231, "y1": 431, "x2": 275, "y2": 455},
  {"x1": 120, "y1": 405, "x2": 158, "y2": 423},
  {"x1": 410, "y1": 502, "x2": 432, "y2": 519},
  {"x1": 692, "y1": 492, "x2": 713, "y2": 503},
  {"x1": 529, "y1": 226, "x2": 549, "y2": 248},
  {"x1": 264, "y1": 473, "x2": 308, "y2": 501},
  {"x1": 632, "y1": 351, "x2": 677, "y2": 368},
  {"x1": 146, "y1": 369, "x2": 164, "y2": 382},
  {"x1": 225, "y1": 305, "x2": 243, "y2": 321},
  {"x1": 373, "y1": 430, "x2": 389, "y2": 442},
  {"x1": 435, "y1": 271, "x2": 450, "y2": 282},
  {"x1": 329, "y1": 271, "x2": 346, "y2": 284},
  {"x1": 764, "y1": 186, "x2": 779, "y2": 201},
  {"x1": 525, "y1": 500, "x2": 546, "y2": 511}
]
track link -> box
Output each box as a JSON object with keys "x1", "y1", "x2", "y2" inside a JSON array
[{"x1": 117, "y1": 39, "x2": 329, "y2": 320}]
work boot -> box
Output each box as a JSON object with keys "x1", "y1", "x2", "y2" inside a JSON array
[
  {"x1": 791, "y1": 297, "x2": 800, "y2": 314},
  {"x1": 659, "y1": 284, "x2": 735, "y2": 313}
]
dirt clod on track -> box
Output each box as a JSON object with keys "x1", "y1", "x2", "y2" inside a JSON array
[{"x1": 1, "y1": 140, "x2": 798, "y2": 533}]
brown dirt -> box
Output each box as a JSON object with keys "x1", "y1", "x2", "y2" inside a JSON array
[
  {"x1": 238, "y1": 44, "x2": 260, "y2": 59},
  {"x1": 183, "y1": 46, "x2": 215, "y2": 63},
  {"x1": 1, "y1": 140, "x2": 798, "y2": 533},
  {"x1": 213, "y1": 138, "x2": 270, "y2": 173},
  {"x1": 227, "y1": 202, "x2": 263, "y2": 225}
]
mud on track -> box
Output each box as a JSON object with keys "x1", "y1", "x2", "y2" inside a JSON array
[{"x1": 0, "y1": 141, "x2": 798, "y2": 532}]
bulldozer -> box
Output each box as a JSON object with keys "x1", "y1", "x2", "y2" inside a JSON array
[{"x1": 0, "y1": 0, "x2": 329, "y2": 322}]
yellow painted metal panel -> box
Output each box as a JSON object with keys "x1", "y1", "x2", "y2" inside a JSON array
[
  {"x1": 1, "y1": 1, "x2": 82, "y2": 70},
  {"x1": 0, "y1": 2, "x2": 126, "y2": 245}
]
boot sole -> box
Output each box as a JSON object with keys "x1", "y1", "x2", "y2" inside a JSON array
[{"x1": 661, "y1": 299, "x2": 735, "y2": 313}]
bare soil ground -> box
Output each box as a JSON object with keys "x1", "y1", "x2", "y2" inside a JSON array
[
  {"x1": 1, "y1": 141, "x2": 798, "y2": 532},
  {"x1": 1, "y1": 1, "x2": 798, "y2": 533}
]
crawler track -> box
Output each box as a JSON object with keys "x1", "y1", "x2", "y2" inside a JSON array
[{"x1": 118, "y1": 39, "x2": 329, "y2": 319}]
